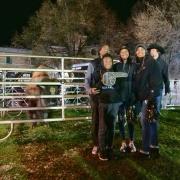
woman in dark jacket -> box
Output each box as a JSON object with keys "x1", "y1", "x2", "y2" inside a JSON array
[
  {"x1": 113, "y1": 46, "x2": 136, "y2": 153},
  {"x1": 134, "y1": 44, "x2": 162, "y2": 157}
]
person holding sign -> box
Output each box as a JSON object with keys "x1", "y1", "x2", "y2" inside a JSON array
[{"x1": 97, "y1": 53, "x2": 127, "y2": 161}]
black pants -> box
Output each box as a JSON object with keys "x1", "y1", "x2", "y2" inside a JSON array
[
  {"x1": 98, "y1": 102, "x2": 122, "y2": 153},
  {"x1": 90, "y1": 96, "x2": 99, "y2": 146},
  {"x1": 118, "y1": 103, "x2": 135, "y2": 141}
]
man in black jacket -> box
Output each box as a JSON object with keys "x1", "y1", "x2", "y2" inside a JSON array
[
  {"x1": 85, "y1": 44, "x2": 110, "y2": 155},
  {"x1": 147, "y1": 43, "x2": 170, "y2": 155},
  {"x1": 147, "y1": 43, "x2": 170, "y2": 111}
]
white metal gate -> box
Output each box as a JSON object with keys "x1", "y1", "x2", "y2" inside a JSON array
[{"x1": 0, "y1": 54, "x2": 92, "y2": 141}]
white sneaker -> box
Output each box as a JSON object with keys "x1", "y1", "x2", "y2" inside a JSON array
[
  {"x1": 129, "y1": 141, "x2": 136, "y2": 152},
  {"x1": 150, "y1": 145, "x2": 159, "y2": 149},
  {"x1": 139, "y1": 149, "x2": 150, "y2": 155},
  {"x1": 92, "y1": 146, "x2": 98, "y2": 155},
  {"x1": 120, "y1": 142, "x2": 127, "y2": 152}
]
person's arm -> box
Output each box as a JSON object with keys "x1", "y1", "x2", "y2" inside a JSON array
[
  {"x1": 85, "y1": 63, "x2": 94, "y2": 94},
  {"x1": 162, "y1": 61, "x2": 170, "y2": 94},
  {"x1": 148, "y1": 59, "x2": 161, "y2": 99},
  {"x1": 130, "y1": 63, "x2": 137, "y2": 104}
]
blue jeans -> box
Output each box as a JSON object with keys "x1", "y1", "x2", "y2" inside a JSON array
[
  {"x1": 156, "y1": 89, "x2": 163, "y2": 113},
  {"x1": 98, "y1": 102, "x2": 122, "y2": 153},
  {"x1": 140, "y1": 98, "x2": 160, "y2": 152}
]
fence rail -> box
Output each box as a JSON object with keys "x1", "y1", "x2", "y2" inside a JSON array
[
  {"x1": 0, "y1": 53, "x2": 179, "y2": 141},
  {"x1": 0, "y1": 54, "x2": 93, "y2": 141}
]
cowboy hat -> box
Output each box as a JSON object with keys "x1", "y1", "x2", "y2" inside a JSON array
[{"x1": 147, "y1": 43, "x2": 165, "y2": 54}]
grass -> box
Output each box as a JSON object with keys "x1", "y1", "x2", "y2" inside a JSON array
[
  {"x1": 0, "y1": 109, "x2": 179, "y2": 179},
  {"x1": 0, "y1": 140, "x2": 27, "y2": 179}
]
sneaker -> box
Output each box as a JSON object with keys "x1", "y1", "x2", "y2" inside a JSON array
[
  {"x1": 138, "y1": 149, "x2": 150, "y2": 159},
  {"x1": 129, "y1": 141, "x2": 136, "y2": 152},
  {"x1": 98, "y1": 152, "x2": 108, "y2": 161},
  {"x1": 139, "y1": 149, "x2": 150, "y2": 155},
  {"x1": 150, "y1": 145, "x2": 159, "y2": 149},
  {"x1": 91, "y1": 146, "x2": 98, "y2": 155},
  {"x1": 120, "y1": 142, "x2": 127, "y2": 152}
]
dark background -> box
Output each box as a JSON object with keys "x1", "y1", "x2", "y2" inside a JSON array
[{"x1": 0, "y1": 0, "x2": 137, "y2": 46}]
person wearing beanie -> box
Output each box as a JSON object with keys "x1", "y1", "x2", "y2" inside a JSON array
[
  {"x1": 134, "y1": 44, "x2": 162, "y2": 158},
  {"x1": 113, "y1": 46, "x2": 137, "y2": 153}
]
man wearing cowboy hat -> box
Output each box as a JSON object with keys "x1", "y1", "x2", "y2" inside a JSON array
[
  {"x1": 147, "y1": 43, "x2": 170, "y2": 156},
  {"x1": 147, "y1": 43, "x2": 170, "y2": 110}
]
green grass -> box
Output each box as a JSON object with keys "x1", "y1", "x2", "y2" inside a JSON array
[
  {"x1": 0, "y1": 109, "x2": 179, "y2": 179},
  {"x1": 0, "y1": 140, "x2": 27, "y2": 179}
]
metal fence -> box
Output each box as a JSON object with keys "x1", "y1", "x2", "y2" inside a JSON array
[
  {"x1": 0, "y1": 54, "x2": 93, "y2": 141},
  {"x1": 161, "y1": 80, "x2": 180, "y2": 109},
  {"x1": 0, "y1": 53, "x2": 179, "y2": 141}
]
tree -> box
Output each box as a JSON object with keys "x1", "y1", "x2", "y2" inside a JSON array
[
  {"x1": 12, "y1": 0, "x2": 123, "y2": 57},
  {"x1": 132, "y1": 4, "x2": 172, "y2": 45},
  {"x1": 131, "y1": 2, "x2": 180, "y2": 63}
]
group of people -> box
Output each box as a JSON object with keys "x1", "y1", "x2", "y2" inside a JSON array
[{"x1": 85, "y1": 43, "x2": 170, "y2": 161}]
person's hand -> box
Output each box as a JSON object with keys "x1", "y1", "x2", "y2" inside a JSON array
[{"x1": 90, "y1": 88, "x2": 100, "y2": 95}]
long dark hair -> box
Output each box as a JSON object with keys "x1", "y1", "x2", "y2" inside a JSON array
[
  {"x1": 119, "y1": 56, "x2": 132, "y2": 64},
  {"x1": 118, "y1": 46, "x2": 132, "y2": 64}
]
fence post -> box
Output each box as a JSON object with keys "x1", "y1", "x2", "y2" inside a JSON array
[
  {"x1": 61, "y1": 57, "x2": 65, "y2": 120},
  {"x1": 1, "y1": 70, "x2": 6, "y2": 117}
]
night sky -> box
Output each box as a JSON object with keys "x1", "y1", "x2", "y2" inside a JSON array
[
  {"x1": 106, "y1": 0, "x2": 137, "y2": 21},
  {"x1": 0, "y1": 0, "x2": 137, "y2": 46},
  {"x1": 0, "y1": 0, "x2": 42, "y2": 46}
]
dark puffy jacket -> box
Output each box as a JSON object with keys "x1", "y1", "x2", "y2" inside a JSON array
[
  {"x1": 113, "y1": 59, "x2": 136, "y2": 105},
  {"x1": 85, "y1": 57, "x2": 102, "y2": 101},
  {"x1": 90, "y1": 58, "x2": 102, "y2": 88},
  {"x1": 134, "y1": 55, "x2": 162, "y2": 101}
]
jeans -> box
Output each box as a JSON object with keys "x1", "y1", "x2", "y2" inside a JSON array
[
  {"x1": 156, "y1": 89, "x2": 163, "y2": 113},
  {"x1": 140, "y1": 98, "x2": 160, "y2": 152},
  {"x1": 118, "y1": 103, "x2": 135, "y2": 141},
  {"x1": 98, "y1": 102, "x2": 122, "y2": 152}
]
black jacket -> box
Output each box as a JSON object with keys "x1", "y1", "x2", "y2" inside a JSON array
[
  {"x1": 134, "y1": 55, "x2": 162, "y2": 101},
  {"x1": 113, "y1": 59, "x2": 136, "y2": 105},
  {"x1": 85, "y1": 57, "x2": 102, "y2": 101},
  {"x1": 90, "y1": 57, "x2": 102, "y2": 88}
]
